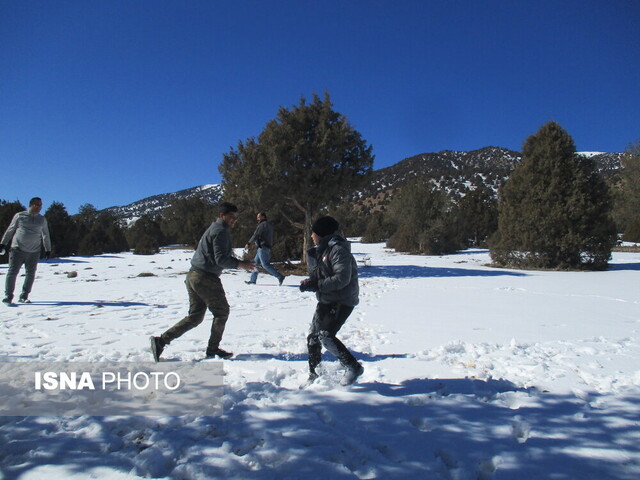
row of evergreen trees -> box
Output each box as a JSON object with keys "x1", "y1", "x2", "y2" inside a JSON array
[{"x1": 1, "y1": 92, "x2": 637, "y2": 271}]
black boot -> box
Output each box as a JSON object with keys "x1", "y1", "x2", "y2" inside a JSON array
[
  {"x1": 150, "y1": 336, "x2": 165, "y2": 362},
  {"x1": 206, "y1": 348, "x2": 233, "y2": 359}
]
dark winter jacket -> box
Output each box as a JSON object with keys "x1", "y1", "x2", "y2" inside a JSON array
[
  {"x1": 190, "y1": 218, "x2": 239, "y2": 276},
  {"x1": 247, "y1": 220, "x2": 274, "y2": 249},
  {"x1": 307, "y1": 234, "x2": 359, "y2": 306}
]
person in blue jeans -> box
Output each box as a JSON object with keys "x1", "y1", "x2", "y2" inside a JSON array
[{"x1": 244, "y1": 212, "x2": 285, "y2": 286}]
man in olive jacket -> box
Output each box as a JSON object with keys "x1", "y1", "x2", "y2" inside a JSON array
[
  {"x1": 300, "y1": 216, "x2": 363, "y2": 386},
  {"x1": 151, "y1": 202, "x2": 254, "y2": 361}
]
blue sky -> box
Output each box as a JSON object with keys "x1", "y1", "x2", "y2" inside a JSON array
[{"x1": 1, "y1": 0, "x2": 638, "y2": 214}]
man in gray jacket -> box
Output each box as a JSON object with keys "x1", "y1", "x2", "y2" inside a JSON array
[
  {"x1": 300, "y1": 216, "x2": 364, "y2": 386},
  {"x1": 2, "y1": 197, "x2": 51, "y2": 305},
  {"x1": 150, "y1": 202, "x2": 255, "y2": 361}
]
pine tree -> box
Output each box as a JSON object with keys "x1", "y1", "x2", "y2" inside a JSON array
[
  {"x1": 45, "y1": 201, "x2": 77, "y2": 257},
  {"x1": 361, "y1": 210, "x2": 394, "y2": 244},
  {"x1": 386, "y1": 180, "x2": 465, "y2": 255},
  {"x1": 490, "y1": 122, "x2": 616, "y2": 270},
  {"x1": 77, "y1": 211, "x2": 128, "y2": 256},
  {"x1": 219, "y1": 92, "x2": 373, "y2": 261},
  {"x1": 456, "y1": 182, "x2": 498, "y2": 247},
  {"x1": 127, "y1": 215, "x2": 163, "y2": 255},
  {"x1": 159, "y1": 198, "x2": 216, "y2": 248}
]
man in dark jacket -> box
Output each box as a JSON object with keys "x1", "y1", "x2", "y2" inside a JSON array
[
  {"x1": 150, "y1": 202, "x2": 255, "y2": 361},
  {"x1": 300, "y1": 216, "x2": 364, "y2": 386},
  {"x1": 244, "y1": 212, "x2": 285, "y2": 285}
]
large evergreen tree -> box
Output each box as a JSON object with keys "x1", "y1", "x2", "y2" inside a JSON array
[
  {"x1": 490, "y1": 122, "x2": 616, "y2": 270},
  {"x1": 219, "y1": 92, "x2": 374, "y2": 261}
]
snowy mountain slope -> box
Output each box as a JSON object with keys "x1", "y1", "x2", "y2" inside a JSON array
[
  {"x1": 103, "y1": 184, "x2": 223, "y2": 223},
  {"x1": 102, "y1": 148, "x2": 622, "y2": 222},
  {"x1": 1, "y1": 242, "x2": 639, "y2": 479}
]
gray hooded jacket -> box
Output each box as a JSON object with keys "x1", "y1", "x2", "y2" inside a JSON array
[{"x1": 307, "y1": 234, "x2": 359, "y2": 306}]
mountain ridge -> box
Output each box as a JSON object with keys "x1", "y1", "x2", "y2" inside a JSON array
[{"x1": 105, "y1": 147, "x2": 622, "y2": 222}]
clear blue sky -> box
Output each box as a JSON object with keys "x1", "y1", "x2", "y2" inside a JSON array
[{"x1": 1, "y1": 0, "x2": 638, "y2": 214}]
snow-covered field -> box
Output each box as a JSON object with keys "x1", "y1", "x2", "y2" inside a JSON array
[{"x1": 1, "y1": 241, "x2": 639, "y2": 479}]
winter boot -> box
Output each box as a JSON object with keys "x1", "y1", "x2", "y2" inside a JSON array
[
  {"x1": 150, "y1": 336, "x2": 165, "y2": 362},
  {"x1": 341, "y1": 363, "x2": 364, "y2": 386},
  {"x1": 206, "y1": 348, "x2": 233, "y2": 360}
]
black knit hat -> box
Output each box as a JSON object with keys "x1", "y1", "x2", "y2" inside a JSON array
[{"x1": 312, "y1": 216, "x2": 340, "y2": 237}]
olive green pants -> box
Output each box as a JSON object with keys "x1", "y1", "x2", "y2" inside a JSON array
[{"x1": 161, "y1": 271, "x2": 230, "y2": 355}]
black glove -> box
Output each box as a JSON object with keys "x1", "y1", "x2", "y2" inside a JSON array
[
  {"x1": 44, "y1": 251, "x2": 51, "y2": 260},
  {"x1": 299, "y1": 277, "x2": 319, "y2": 292}
]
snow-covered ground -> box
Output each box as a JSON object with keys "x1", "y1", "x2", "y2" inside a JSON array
[{"x1": 1, "y1": 241, "x2": 639, "y2": 479}]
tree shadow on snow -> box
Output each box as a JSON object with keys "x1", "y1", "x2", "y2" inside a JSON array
[
  {"x1": 357, "y1": 376, "x2": 529, "y2": 399},
  {"x1": 359, "y1": 264, "x2": 527, "y2": 279},
  {"x1": 4, "y1": 378, "x2": 639, "y2": 479},
  {"x1": 608, "y1": 262, "x2": 640, "y2": 271},
  {"x1": 1, "y1": 377, "x2": 638, "y2": 480},
  {"x1": 24, "y1": 300, "x2": 164, "y2": 308}
]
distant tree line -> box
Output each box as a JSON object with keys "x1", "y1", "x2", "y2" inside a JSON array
[{"x1": 2, "y1": 96, "x2": 637, "y2": 272}]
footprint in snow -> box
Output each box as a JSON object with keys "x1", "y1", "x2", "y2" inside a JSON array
[{"x1": 511, "y1": 417, "x2": 531, "y2": 444}]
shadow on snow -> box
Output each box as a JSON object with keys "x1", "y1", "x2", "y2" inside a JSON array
[
  {"x1": 1, "y1": 376, "x2": 638, "y2": 479},
  {"x1": 359, "y1": 264, "x2": 527, "y2": 279}
]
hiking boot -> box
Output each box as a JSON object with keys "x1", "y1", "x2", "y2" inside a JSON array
[
  {"x1": 340, "y1": 363, "x2": 364, "y2": 386},
  {"x1": 278, "y1": 275, "x2": 285, "y2": 286},
  {"x1": 206, "y1": 348, "x2": 233, "y2": 359},
  {"x1": 150, "y1": 336, "x2": 165, "y2": 362},
  {"x1": 244, "y1": 281, "x2": 256, "y2": 285},
  {"x1": 18, "y1": 296, "x2": 31, "y2": 304},
  {"x1": 2, "y1": 296, "x2": 12, "y2": 306}
]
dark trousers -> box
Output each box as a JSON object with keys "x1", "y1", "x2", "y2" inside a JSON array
[
  {"x1": 5, "y1": 248, "x2": 40, "y2": 301},
  {"x1": 307, "y1": 302, "x2": 358, "y2": 374},
  {"x1": 161, "y1": 271, "x2": 230, "y2": 355}
]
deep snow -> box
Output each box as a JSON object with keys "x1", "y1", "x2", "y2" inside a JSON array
[{"x1": 1, "y1": 241, "x2": 639, "y2": 479}]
